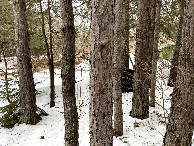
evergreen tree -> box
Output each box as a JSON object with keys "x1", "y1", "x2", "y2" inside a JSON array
[
  {"x1": 113, "y1": 0, "x2": 129, "y2": 136},
  {"x1": 168, "y1": 0, "x2": 185, "y2": 87},
  {"x1": 14, "y1": 0, "x2": 38, "y2": 124},
  {"x1": 150, "y1": 0, "x2": 162, "y2": 107},
  {"x1": 130, "y1": 0, "x2": 150, "y2": 119},
  {"x1": 0, "y1": 0, "x2": 14, "y2": 57},
  {"x1": 163, "y1": 0, "x2": 194, "y2": 145},
  {"x1": 89, "y1": 0, "x2": 114, "y2": 145},
  {"x1": 148, "y1": 0, "x2": 156, "y2": 83},
  {"x1": 60, "y1": 0, "x2": 79, "y2": 145}
]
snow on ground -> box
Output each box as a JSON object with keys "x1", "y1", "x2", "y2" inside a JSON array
[
  {"x1": 0, "y1": 56, "x2": 193, "y2": 146},
  {"x1": 0, "y1": 57, "x2": 17, "y2": 71},
  {"x1": 0, "y1": 57, "x2": 17, "y2": 80}
]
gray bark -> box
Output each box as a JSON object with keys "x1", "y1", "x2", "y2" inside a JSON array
[
  {"x1": 89, "y1": 0, "x2": 114, "y2": 145},
  {"x1": 163, "y1": 1, "x2": 194, "y2": 145},
  {"x1": 13, "y1": 0, "x2": 37, "y2": 124},
  {"x1": 130, "y1": 0, "x2": 150, "y2": 119},
  {"x1": 60, "y1": 0, "x2": 79, "y2": 145}
]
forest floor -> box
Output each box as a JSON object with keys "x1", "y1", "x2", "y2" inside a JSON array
[{"x1": 0, "y1": 55, "x2": 193, "y2": 146}]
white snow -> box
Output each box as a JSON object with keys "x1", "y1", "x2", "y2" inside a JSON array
[
  {"x1": 0, "y1": 56, "x2": 193, "y2": 146},
  {"x1": 0, "y1": 57, "x2": 17, "y2": 80}
]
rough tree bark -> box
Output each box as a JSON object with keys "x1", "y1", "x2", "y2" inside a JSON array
[
  {"x1": 89, "y1": 0, "x2": 114, "y2": 145},
  {"x1": 150, "y1": 0, "x2": 162, "y2": 107},
  {"x1": 167, "y1": 0, "x2": 185, "y2": 87},
  {"x1": 163, "y1": 0, "x2": 194, "y2": 145},
  {"x1": 13, "y1": 0, "x2": 38, "y2": 124},
  {"x1": 60, "y1": 0, "x2": 79, "y2": 145},
  {"x1": 130, "y1": 0, "x2": 150, "y2": 119},
  {"x1": 39, "y1": 0, "x2": 55, "y2": 108},
  {"x1": 113, "y1": 0, "x2": 129, "y2": 136}
]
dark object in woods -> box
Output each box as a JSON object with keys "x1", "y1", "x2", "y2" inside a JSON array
[{"x1": 121, "y1": 69, "x2": 134, "y2": 93}]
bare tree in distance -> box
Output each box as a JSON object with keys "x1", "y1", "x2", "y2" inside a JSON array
[{"x1": 39, "y1": 0, "x2": 55, "y2": 108}]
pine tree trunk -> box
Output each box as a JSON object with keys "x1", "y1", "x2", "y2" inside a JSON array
[
  {"x1": 60, "y1": 0, "x2": 79, "y2": 145},
  {"x1": 113, "y1": 0, "x2": 129, "y2": 136},
  {"x1": 167, "y1": 0, "x2": 185, "y2": 87},
  {"x1": 123, "y1": 0, "x2": 130, "y2": 69},
  {"x1": 14, "y1": 0, "x2": 37, "y2": 124},
  {"x1": 148, "y1": 0, "x2": 156, "y2": 83},
  {"x1": 150, "y1": 0, "x2": 161, "y2": 107},
  {"x1": 47, "y1": 0, "x2": 55, "y2": 108},
  {"x1": 163, "y1": 1, "x2": 194, "y2": 145},
  {"x1": 89, "y1": 0, "x2": 114, "y2": 145},
  {"x1": 130, "y1": 0, "x2": 150, "y2": 119}
]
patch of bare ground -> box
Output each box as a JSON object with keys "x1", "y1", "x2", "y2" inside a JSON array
[
  {"x1": 0, "y1": 57, "x2": 87, "y2": 77},
  {"x1": 32, "y1": 57, "x2": 62, "y2": 72}
]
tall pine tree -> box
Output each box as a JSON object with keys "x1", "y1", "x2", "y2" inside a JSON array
[
  {"x1": 14, "y1": 0, "x2": 38, "y2": 124},
  {"x1": 163, "y1": 0, "x2": 194, "y2": 145},
  {"x1": 168, "y1": 0, "x2": 185, "y2": 87},
  {"x1": 113, "y1": 0, "x2": 129, "y2": 136},
  {"x1": 60, "y1": 0, "x2": 79, "y2": 145},
  {"x1": 89, "y1": 0, "x2": 114, "y2": 145},
  {"x1": 130, "y1": 0, "x2": 150, "y2": 119},
  {"x1": 150, "y1": 0, "x2": 162, "y2": 107}
]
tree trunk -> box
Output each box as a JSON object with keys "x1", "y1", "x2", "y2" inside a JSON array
[
  {"x1": 130, "y1": 0, "x2": 150, "y2": 119},
  {"x1": 89, "y1": 0, "x2": 114, "y2": 145},
  {"x1": 47, "y1": 0, "x2": 55, "y2": 108},
  {"x1": 60, "y1": 0, "x2": 79, "y2": 145},
  {"x1": 123, "y1": 0, "x2": 130, "y2": 69},
  {"x1": 3, "y1": 53, "x2": 11, "y2": 103},
  {"x1": 113, "y1": 0, "x2": 129, "y2": 136},
  {"x1": 13, "y1": 0, "x2": 38, "y2": 124},
  {"x1": 39, "y1": 0, "x2": 55, "y2": 108},
  {"x1": 163, "y1": 1, "x2": 194, "y2": 145},
  {"x1": 167, "y1": 0, "x2": 185, "y2": 87},
  {"x1": 150, "y1": 0, "x2": 162, "y2": 107},
  {"x1": 148, "y1": 0, "x2": 156, "y2": 84}
]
